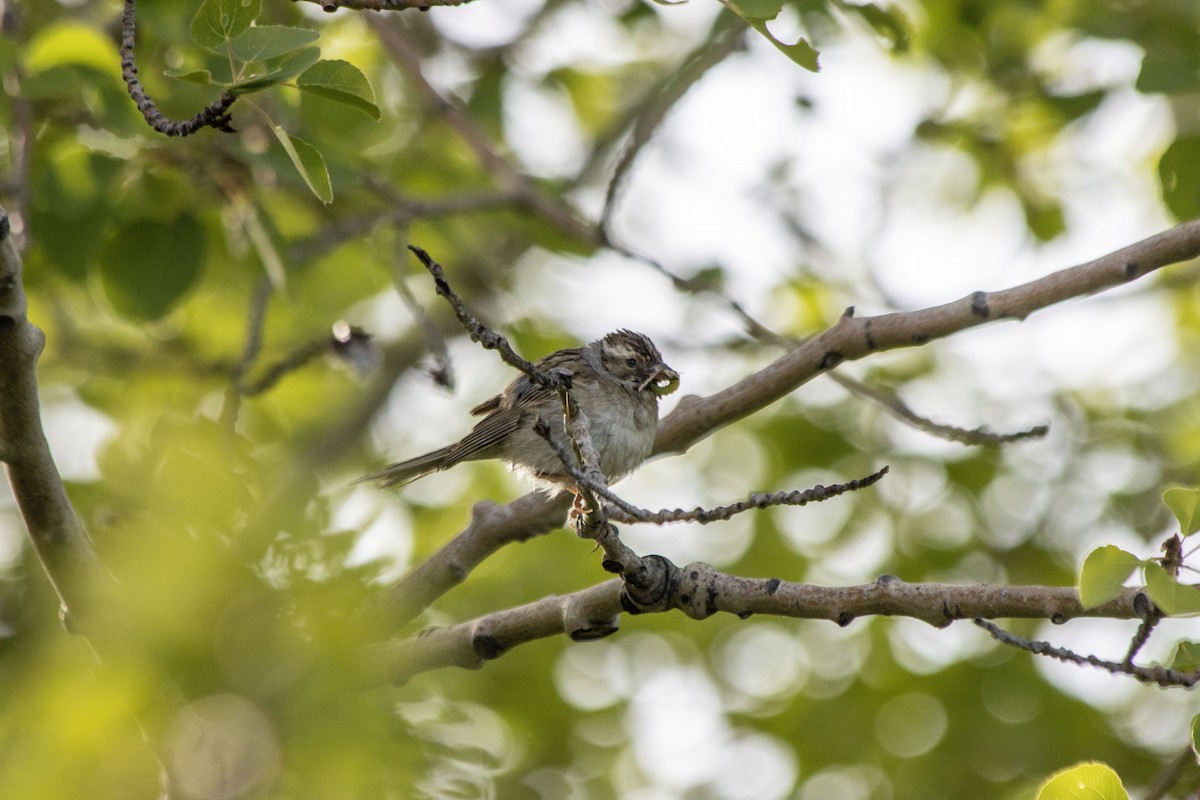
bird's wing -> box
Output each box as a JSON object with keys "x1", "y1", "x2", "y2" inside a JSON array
[
  {"x1": 451, "y1": 407, "x2": 527, "y2": 462},
  {"x1": 469, "y1": 393, "x2": 503, "y2": 416},
  {"x1": 470, "y1": 346, "x2": 584, "y2": 416}
]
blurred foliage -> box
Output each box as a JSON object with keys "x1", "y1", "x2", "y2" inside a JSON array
[{"x1": 1, "y1": 0, "x2": 1200, "y2": 798}]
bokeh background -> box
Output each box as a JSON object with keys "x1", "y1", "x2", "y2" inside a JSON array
[{"x1": 2, "y1": 0, "x2": 1200, "y2": 797}]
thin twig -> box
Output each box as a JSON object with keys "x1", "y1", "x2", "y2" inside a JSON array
[
  {"x1": 973, "y1": 618, "x2": 1200, "y2": 688},
  {"x1": 599, "y1": 13, "x2": 746, "y2": 230},
  {"x1": 240, "y1": 338, "x2": 328, "y2": 396},
  {"x1": 285, "y1": 190, "x2": 515, "y2": 266},
  {"x1": 829, "y1": 372, "x2": 1048, "y2": 445},
  {"x1": 1122, "y1": 613, "x2": 1163, "y2": 665},
  {"x1": 233, "y1": 278, "x2": 273, "y2": 385},
  {"x1": 120, "y1": 0, "x2": 236, "y2": 136},
  {"x1": 296, "y1": 0, "x2": 474, "y2": 10},
  {"x1": 654, "y1": 220, "x2": 1200, "y2": 456},
  {"x1": 532, "y1": 419, "x2": 888, "y2": 525},
  {"x1": 392, "y1": 239, "x2": 453, "y2": 390},
  {"x1": 610, "y1": 244, "x2": 1047, "y2": 446},
  {"x1": 366, "y1": 16, "x2": 596, "y2": 245},
  {"x1": 1124, "y1": 535, "x2": 1185, "y2": 663},
  {"x1": 220, "y1": 277, "x2": 272, "y2": 427},
  {"x1": 608, "y1": 243, "x2": 789, "y2": 346},
  {"x1": 1140, "y1": 745, "x2": 1197, "y2": 800},
  {"x1": 623, "y1": 468, "x2": 890, "y2": 525},
  {"x1": 372, "y1": 222, "x2": 1200, "y2": 632},
  {"x1": 407, "y1": 245, "x2": 570, "y2": 393}
]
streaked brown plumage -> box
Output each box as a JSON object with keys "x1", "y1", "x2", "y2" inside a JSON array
[{"x1": 357, "y1": 330, "x2": 679, "y2": 489}]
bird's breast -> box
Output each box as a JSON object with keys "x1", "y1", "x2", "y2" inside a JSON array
[{"x1": 583, "y1": 391, "x2": 658, "y2": 480}]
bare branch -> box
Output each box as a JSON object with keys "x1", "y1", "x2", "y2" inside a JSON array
[
  {"x1": 371, "y1": 570, "x2": 1166, "y2": 684},
  {"x1": 973, "y1": 618, "x2": 1199, "y2": 689},
  {"x1": 407, "y1": 245, "x2": 572, "y2": 394},
  {"x1": 828, "y1": 372, "x2": 1048, "y2": 445},
  {"x1": 366, "y1": 579, "x2": 623, "y2": 685},
  {"x1": 612, "y1": 246, "x2": 1045, "y2": 445},
  {"x1": 366, "y1": 16, "x2": 596, "y2": 245},
  {"x1": 391, "y1": 254, "x2": 454, "y2": 390},
  {"x1": 120, "y1": 0, "x2": 237, "y2": 136},
  {"x1": 1140, "y1": 745, "x2": 1198, "y2": 800},
  {"x1": 653, "y1": 220, "x2": 1200, "y2": 456},
  {"x1": 372, "y1": 223, "x2": 1200, "y2": 632},
  {"x1": 369, "y1": 492, "x2": 571, "y2": 630},
  {"x1": 533, "y1": 418, "x2": 888, "y2": 525},
  {"x1": 296, "y1": 0, "x2": 474, "y2": 11},
  {"x1": 0, "y1": 208, "x2": 104, "y2": 625},
  {"x1": 599, "y1": 14, "x2": 746, "y2": 230}
]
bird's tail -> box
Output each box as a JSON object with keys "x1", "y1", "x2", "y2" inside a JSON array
[{"x1": 354, "y1": 445, "x2": 459, "y2": 489}]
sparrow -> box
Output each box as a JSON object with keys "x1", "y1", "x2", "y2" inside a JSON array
[{"x1": 357, "y1": 330, "x2": 679, "y2": 489}]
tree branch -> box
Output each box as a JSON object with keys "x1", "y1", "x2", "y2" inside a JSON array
[
  {"x1": 610, "y1": 245, "x2": 1047, "y2": 445},
  {"x1": 120, "y1": 0, "x2": 237, "y2": 136},
  {"x1": 828, "y1": 371, "x2": 1048, "y2": 445},
  {"x1": 366, "y1": 579, "x2": 622, "y2": 685},
  {"x1": 371, "y1": 568, "x2": 1163, "y2": 684},
  {"x1": 598, "y1": 12, "x2": 746, "y2": 231},
  {"x1": 366, "y1": 16, "x2": 597, "y2": 245},
  {"x1": 653, "y1": 219, "x2": 1200, "y2": 455},
  {"x1": 296, "y1": 0, "x2": 475, "y2": 11},
  {"x1": 973, "y1": 618, "x2": 1198, "y2": 688},
  {"x1": 1140, "y1": 744, "x2": 1198, "y2": 800},
  {"x1": 370, "y1": 492, "x2": 571, "y2": 629},
  {"x1": 407, "y1": 245, "x2": 572, "y2": 393},
  {"x1": 0, "y1": 208, "x2": 103, "y2": 625},
  {"x1": 371, "y1": 221, "x2": 1200, "y2": 632}
]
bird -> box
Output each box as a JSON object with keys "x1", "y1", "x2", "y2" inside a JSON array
[{"x1": 357, "y1": 330, "x2": 679, "y2": 490}]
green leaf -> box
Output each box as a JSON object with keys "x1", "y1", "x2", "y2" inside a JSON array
[
  {"x1": 269, "y1": 47, "x2": 323, "y2": 83},
  {"x1": 1158, "y1": 136, "x2": 1200, "y2": 222},
  {"x1": 846, "y1": 3, "x2": 910, "y2": 52},
  {"x1": 726, "y1": 0, "x2": 784, "y2": 20},
  {"x1": 1023, "y1": 198, "x2": 1066, "y2": 242},
  {"x1": 1144, "y1": 563, "x2": 1200, "y2": 616},
  {"x1": 1036, "y1": 763, "x2": 1128, "y2": 800},
  {"x1": 1137, "y1": 46, "x2": 1200, "y2": 95},
  {"x1": 99, "y1": 215, "x2": 206, "y2": 321},
  {"x1": 273, "y1": 127, "x2": 333, "y2": 204},
  {"x1": 1078, "y1": 546, "x2": 1142, "y2": 609},
  {"x1": 745, "y1": 18, "x2": 820, "y2": 71},
  {"x1": 721, "y1": 0, "x2": 818, "y2": 70},
  {"x1": 297, "y1": 60, "x2": 381, "y2": 120},
  {"x1": 24, "y1": 21, "x2": 114, "y2": 75},
  {"x1": 1192, "y1": 715, "x2": 1200, "y2": 760},
  {"x1": 230, "y1": 47, "x2": 321, "y2": 94},
  {"x1": 191, "y1": 0, "x2": 262, "y2": 50},
  {"x1": 1163, "y1": 486, "x2": 1200, "y2": 535},
  {"x1": 1171, "y1": 641, "x2": 1200, "y2": 671},
  {"x1": 228, "y1": 26, "x2": 320, "y2": 63},
  {"x1": 163, "y1": 68, "x2": 216, "y2": 86}
]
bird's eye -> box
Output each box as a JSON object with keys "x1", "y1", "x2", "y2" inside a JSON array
[{"x1": 625, "y1": 357, "x2": 638, "y2": 368}]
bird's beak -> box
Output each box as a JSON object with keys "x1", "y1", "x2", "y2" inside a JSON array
[{"x1": 641, "y1": 364, "x2": 680, "y2": 396}]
